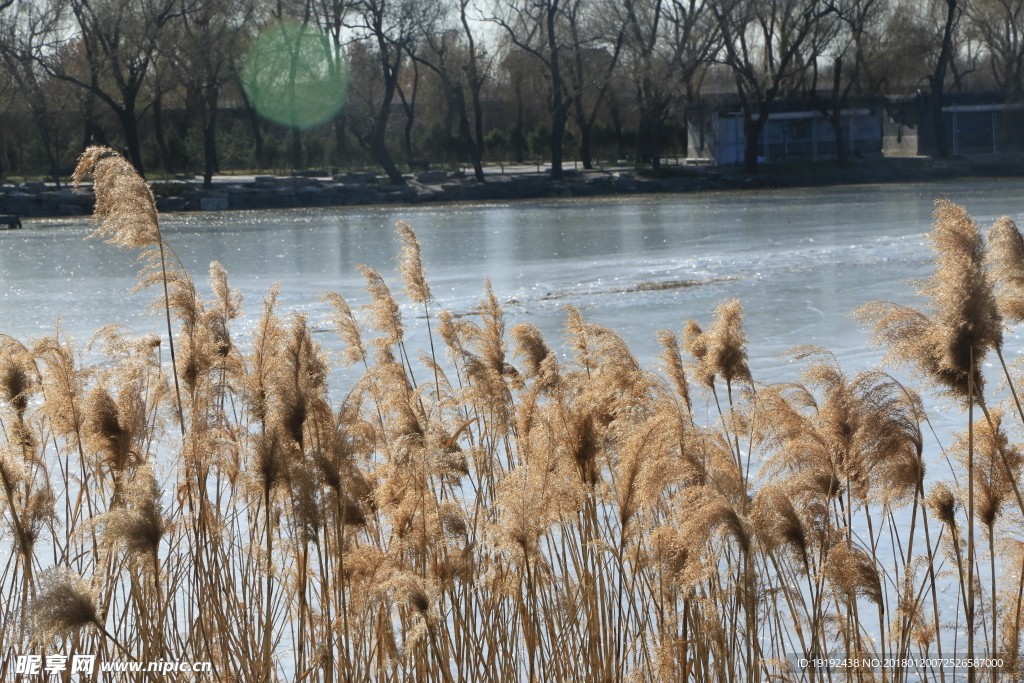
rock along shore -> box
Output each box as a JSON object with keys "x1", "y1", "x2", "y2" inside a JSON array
[{"x1": 3, "y1": 156, "x2": 1023, "y2": 220}]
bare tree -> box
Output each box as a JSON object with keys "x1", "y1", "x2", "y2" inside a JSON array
[
  {"x1": 147, "y1": 42, "x2": 177, "y2": 173},
  {"x1": 802, "y1": 0, "x2": 885, "y2": 166},
  {"x1": 308, "y1": 0, "x2": 357, "y2": 166},
  {"x1": 456, "y1": 0, "x2": 489, "y2": 157},
  {"x1": 710, "y1": 0, "x2": 834, "y2": 173},
  {"x1": 966, "y1": 0, "x2": 1024, "y2": 96},
  {"x1": 929, "y1": 0, "x2": 961, "y2": 157},
  {"x1": 618, "y1": 0, "x2": 717, "y2": 169},
  {"x1": 498, "y1": 48, "x2": 538, "y2": 163},
  {"x1": 38, "y1": 0, "x2": 179, "y2": 176},
  {"x1": 489, "y1": 0, "x2": 571, "y2": 179},
  {"x1": 345, "y1": 0, "x2": 424, "y2": 184},
  {"x1": 0, "y1": 0, "x2": 15, "y2": 183},
  {"x1": 175, "y1": 0, "x2": 256, "y2": 187},
  {"x1": 561, "y1": 0, "x2": 626, "y2": 169},
  {"x1": 408, "y1": 12, "x2": 487, "y2": 181},
  {"x1": 881, "y1": 0, "x2": 971, "y2": 157},
  {"x1": 394, "y1": 56, "x2": 419, "y2": 161}
]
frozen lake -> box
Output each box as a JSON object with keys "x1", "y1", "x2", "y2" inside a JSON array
[{"x1": 4, "y1": 179, "x2": 1024, "y2": 410}]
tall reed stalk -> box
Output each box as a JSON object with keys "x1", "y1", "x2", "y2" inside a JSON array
[{"x1": 72, "y1": 147, "x2": 185, "y2": 434}]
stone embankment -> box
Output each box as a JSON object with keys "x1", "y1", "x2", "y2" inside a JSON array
[
  {"x1": 0, "y1": 169, "x2": 699, "y2": 218},
  {"x1": 2, "y1": 157, "x2": 1022, "y2": 219},
  {"x1": 0, "y1": 182, "x2": 96, "y2": 217}
]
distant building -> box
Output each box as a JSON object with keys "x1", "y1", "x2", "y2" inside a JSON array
[
  {"x1": 897, "y1": 92, "x2": 1024, "y2": 157},
  {"x1": 688, "y1": 92, "x2": 1024, "y2": 164},
  {"x1": 687, "y1": 97, "x2": 885, "y2": 164}
]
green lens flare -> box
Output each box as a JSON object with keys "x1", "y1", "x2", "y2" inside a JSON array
[{"x1": 242, "y1": 20, "x2": 348, "y2": 130}]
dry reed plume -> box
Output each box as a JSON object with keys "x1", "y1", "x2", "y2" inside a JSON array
[{"x1": 3, "y1": 153, "x2": 1024, "y2": 683}]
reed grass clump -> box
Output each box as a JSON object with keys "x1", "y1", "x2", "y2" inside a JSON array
[
  {"x1": 4, "y1": 151, "x2": 1024, "y2": 683},
  {"x1": 31, "y1": 567, "x2": 100, "y2": 639}
]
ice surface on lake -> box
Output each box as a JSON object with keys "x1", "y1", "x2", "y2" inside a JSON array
[
  {"x1": 4, "y1": 179, "x2": 1022, "y2": 416},
  {"x1": 4, "y1": 179, "x2": 1024, "y2": 674}
]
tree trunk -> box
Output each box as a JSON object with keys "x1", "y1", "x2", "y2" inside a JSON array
[
  {"x1": 832, "y1": 114, "x2": 847, "y2": 167},
  {"x1": 372, "y1": 134, "x2": 404, "y2": 184},
  {"x1": 650, "y1": 117, "x2": 662, "y2": 170},
  {"x1": 401, "y1": 96, "x2": 415, "y2": 161},
  {"x1": 811, "y1": 57, "x2": 849, "y2": 167},
  {"x1": 203, "y1": 85, "x2": 220, "y2": 190},
  {"x1": 118, "y1": 105, "x2": 146, "y2": 178},
  {"x1": 744, "y1": 112, "x2": 767, "y2": 174},
  {"x1": 579, "y1": 122, "x2": 593, "y2": 170},
  {"x1": 396, "y1": 63, "x2": 418, "y2": 162},
  {"x1": 372, "y1": 88, "x2": 404, "y2": 184},
  {"x1": 471, "y1": 81, "x2": 485, "y2": 159},
  {"x1": 334, "y1": 112, "x2": 348, "y2": 166},
  {"x1": 572, "y1": 91, "x2": 594, "y2": 169},
  {"x1": 403, "y1": 116, "x2": 414, "y2": 161},
  {"x1": 636, "y1": 75, "x2": 668, "y2": 170},
  {"x1": 238, "y1": 80, "x2": 265, "y2": 169},
  {"x1": 830, "y1": 58, "x2": 848, "y2": 167},
  {"x1": 547, "y1": 1, "x2": 565, "y2": 180},
  {"x1": 460, "y1": 5, "x2": 486, "y2": 159},
  {"x1": 82, "y1": 91, "x2": 109, "y2": 149},
  {"x1": 930, "y1": 92, "x2": 949, "y2": 158},
  {"x1": 931, "y1": 0, "x2": 958, "y2": 159},
  {"x1": 609, "y1": 99, "x2": 625, "y2": 161},
  {"x1": 570, "y1": 44, "x2": 591, "y2": 170},
  {"x1": 514, "y1": 77, "x2": 525, "y2": 163},
  {"x1": 368, "y1": 41, "x2": 405, "y2": 185},
  {"x1": 153, "y1": 90, "x2": 170, "y2": 174},
  {"x1": 637, "y1": 108, "x2": 663, "y2": 169},
  {"x1": 636, "y1": 111, "x2": 649, "y2": 166},
  {"x1": 0, "y1": 121, "x2": 6, "y2": 185},
  {"x1": 290, "y1": 129, "x2": 303, "y2": 170},
  {"x1": 550, "y1": 106, "x2": 566, "y2": 179},
  {"x1": 26, "y1": 90, "x2": 58, "y2": 182},
  {"x1": 456, "y1": 90, "x2": 486, "y2": 182}
]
